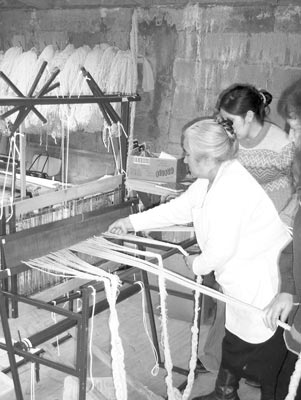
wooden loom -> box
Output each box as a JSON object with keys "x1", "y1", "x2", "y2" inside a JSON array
[
  {"x1": 0, "y1": 62, "x2": 198, "y2": 400},
  {"x1": 0, "y1": 60, "x2": 140, "y2": 298},
  {"x1": 0, "y1": 63, "x2": 142, "y2": 399}
]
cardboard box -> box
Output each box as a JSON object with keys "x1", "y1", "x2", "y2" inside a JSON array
[{"x1": 127, "y1": 154, "x2": 187, "y2": 183}]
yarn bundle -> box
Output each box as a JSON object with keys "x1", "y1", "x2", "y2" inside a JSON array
[{"x1": 0, "y1": 43, "x2": 137, "y2": 138}]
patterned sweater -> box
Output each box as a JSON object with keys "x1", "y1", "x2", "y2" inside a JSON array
[{"x1": 238, "y1": 124, "x2": 297, "y2": 228}]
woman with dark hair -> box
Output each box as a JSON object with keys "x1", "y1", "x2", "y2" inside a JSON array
[
  {"x1": 108, "y1": 118, "x2": 291, "y2": 400},
  {"x1": 264, "y1": 79, "x2": 301, "y2": 399},
  {"x1": 218, "y1": 83, "x2": 297, "y2": 227},
  {"x1": 197, "y1": 84, "x2": 298, "y2": 389}
]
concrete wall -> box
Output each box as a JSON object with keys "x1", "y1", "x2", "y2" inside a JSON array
[{"x1": 1, "y1": 1, "x2": 301, "y2": 163}]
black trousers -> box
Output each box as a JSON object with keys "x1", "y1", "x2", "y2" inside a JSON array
[{"x1": 221, "y1": 327, "x2": 287, "y2": 389}]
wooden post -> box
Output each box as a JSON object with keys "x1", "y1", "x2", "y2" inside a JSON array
[{"x1": 19, "y1": 125, "x2": 26, "y2": 200}]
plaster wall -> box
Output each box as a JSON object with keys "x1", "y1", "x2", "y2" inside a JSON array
[{"x1": 0, "y1": 2, "x2": 301, "y2": 161}]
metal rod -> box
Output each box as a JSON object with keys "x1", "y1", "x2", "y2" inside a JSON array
[
  {"x1": 81, "y1": 67, "x2": 121, "y2": 124},
  {"x1": 0, "y1": 239, "x2": 9, "y2": 315},
  {"x1": 9, "y1": 68, "x2": 60, "y2": 135},
  {"x1": 120, "y1": 101, "x2": 130, "y2": 174},
  {"x1": 1, "y1": 290, "x2": 83, "y2": 319},
  {"x1": 1, "y1": 349, "x2": 45, "y2": 374},
  {"x1": 0, "y1": 341, "x2": 77, "y2": 376},
  {"x1": 0, "y1": 72, "x2": 47, "y2": 123},
  {"x1": 76, "y1": 286, "x2": 89, "y2": 400},
  {"x1": 1, "y1": 105, "x2": 22, "y2": 119},
  {"x1": 81, "y1": 67, "x2": 112, "y2": 126},
  {"x1": 27, "y1": 61, "x2": 48, "y2": 97},
  {"x1": 16, "y1": 283, "x2": 141, "y2": 348},
  {"x1": 141, "y1": 269, "x2": 162, "y2": 364},
  {"x1": 0, "y1": 94, "x2": 141, "y2": 106}
]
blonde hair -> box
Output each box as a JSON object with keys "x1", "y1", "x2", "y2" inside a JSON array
[{"x1": 183, "y1": 118, "x2": 239, "y2": 162}]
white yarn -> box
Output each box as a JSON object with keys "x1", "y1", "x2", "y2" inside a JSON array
[
  {"x1": 0, "y1": 132, "x2": 23, "y2": 222},
  {"x1": 71, "y1": 236, "x2": 197, "y2": 399},
  {"x1": 182, "y1": 275, "x2": 202, "y2": 400},
  {"x1": 26, "y1": 44, "x2": 56, "y2": 130},
  {"x1": 104, "y1": 276, "x2": 128, "y2": 400},
  {"x1": 135, "y1": 281, "x2": 160, "y2": 376},
  {"x1": 156, "y1": 248, "x2": 179, "y2": 400},
  {"x1": 285, "y1": 352, "x2": 301, "y2": 400},
  {"x1": 97, "y1": 46, "x2": 119, "y2": 92},
  {"x1": 9, "y1": 48, "x2": 38, "y2": 96},
  {"x1": 45, "y1": 44, "x2": 75, "y2": 138},
  {"x1": 75, "y1": 45, "x2": 106, "y2": 131},
  {"x1": 0, "y1": 46, "x2": 22, "y2": 98},
  {"x1": 22, "y1": 233, "x2": 295, "y2": 399}
]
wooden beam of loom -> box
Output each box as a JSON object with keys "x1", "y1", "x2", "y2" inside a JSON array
[
  {"x1": 13, "y1": 174, "x2": 123, "y2": 216},
  {"x1": 1, "y1": 200, "x2": 136, "y2": 276}
]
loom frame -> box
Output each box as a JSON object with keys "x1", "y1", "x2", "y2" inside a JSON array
[
  {"x1": 0, "y1": 205, "x2": 198, "y2": 400},
  {"x1": 0, "y1": 200, "x2": 142, "y2": 400},
  {"x1": 0, "y1": 61, "x2": 141, "y2": 398},
  {"x1": 0, "y1": 61, "x2": 140, "y2": 312},
  {"x1": 0, "y1": 61, "x2": 140, "y2": 202},
  {"x1": 0, "y1": 60, "x2": 201, "y2": 399}
]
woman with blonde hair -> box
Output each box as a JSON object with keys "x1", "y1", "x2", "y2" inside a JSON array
[{"x1": 109, "y1": 118, "x2": 290, "y2": 400}]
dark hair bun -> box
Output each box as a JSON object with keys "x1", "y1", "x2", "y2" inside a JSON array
[{"x1": 259, "y1": 89, "x2": 272, "y2": 107}]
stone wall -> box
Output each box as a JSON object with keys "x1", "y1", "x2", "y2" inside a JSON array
[{"x1": 1, "y1": 1, "x2": 301, "y2": 161}]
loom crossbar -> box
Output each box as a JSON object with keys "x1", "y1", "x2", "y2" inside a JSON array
[
  {"x1": 0, "y1": 202, "x2": 140, "y2": 400},
  {"x1": 1, "y1": 200, "x2": 137, "y2": 275}
]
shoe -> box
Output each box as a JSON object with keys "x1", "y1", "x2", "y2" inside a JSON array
[
  {"x1": 192, "y1": 366, "x2": 240, "y2": 400},
  {"x1": 245, "y1": 378, "x2": 261, "y2": 388},
  {"x1": 195, "y1": 358, "x2": 210, "y2": 374}
]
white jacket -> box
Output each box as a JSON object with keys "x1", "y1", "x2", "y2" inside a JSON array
[{"x1": 130, "y1": 160, "x2": 291, "y2": 343}]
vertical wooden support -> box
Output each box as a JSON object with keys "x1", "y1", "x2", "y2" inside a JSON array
[
  {"x1": 120, "y1": 101, "x2": 130, "y2": 202},
  {"x1": 0, "y1": 208, "x2": 6, "y2": 236},
  {"x1": 120, "y1": 101, "x2": 130, "y2": 174},
  {"x1": 141, "y1": 269, "x2": 163, "y2": 365},
  {"x1": 0, "y1": 238, "x2": 9, "y2": 315},
  {"x1": 0, "y1": 290, "x2": 24, "y2": 399},
  {"x1": 19, "y1": 125, "x2": 26, "y2": 200},
  {"x1": 76, "y1": 287, "x2": 90, "y2": 400}
]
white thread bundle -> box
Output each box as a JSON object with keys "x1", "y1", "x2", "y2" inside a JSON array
[
  {"x1": 182, "y1": 274, "x2": 202, "y2": 400},
  {"x1": 97, "y1": 46, "x2": 119, "y2": 92},
  {"x1": 103, "y1": 232, "x2": 189, "y2": 256},
  {"x1": 70, "y1": 236, "x2": 204, "y2": 399},
  {"x1": 104, "y1": 277, "x2": 128, "y2": 400},
  {"x1": 9, "y1": 49, "x2": 38, "y2": 96},
  {"x1": 285, "y1": 352, "x2": 301, "y2": 400},
  {"x1": 23, "y1": 234, "x2": 294, "y2": 399},
  {"x1": 26, "y1": 45, "x2": 57, "y2": 131},
  {"x1": 0, "y1": 42, "x2": 136, "y2": 141},
  {"x1": 0, "y1": 132, "x2": 22, "y2": 222},
  {"x1": 0, "y1": 46, "x2": 23, "y2": 98},
  {"x1": 23, "y1": 249, "x2": 127, "y2": 400},
  {"x1": 75, "y1": 44, "x2": 107, "y2": 132},
  {"x1": 23, "y1": 237, "x2": 198, "y2": 399},
  {"x1": 71, "y1": 236, "x2": 288, "y2": 322}
]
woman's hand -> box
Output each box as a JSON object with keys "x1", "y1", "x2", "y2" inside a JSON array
[
  {"x1": 263, "y1": 293, "x2": 293, "y2": 330},
  {"x1": 107, "y1": 217, "x2": 134, "y2": 235}
]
